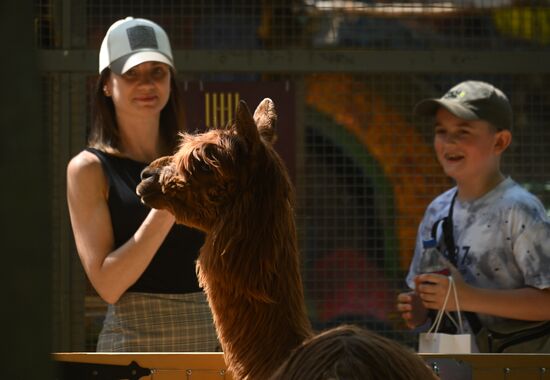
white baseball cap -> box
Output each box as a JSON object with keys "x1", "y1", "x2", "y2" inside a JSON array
[{"x1": 99, "y1": 17, "x2": 174, "y2": 75}]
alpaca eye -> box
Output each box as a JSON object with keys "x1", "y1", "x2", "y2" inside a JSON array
[{"x1": 196, "y1": 160, "x2": 212, "y2": 173}]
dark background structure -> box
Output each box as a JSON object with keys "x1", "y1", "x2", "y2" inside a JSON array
[{"x1": 2, "y1": 0, "x2": 52, "y2": 379}]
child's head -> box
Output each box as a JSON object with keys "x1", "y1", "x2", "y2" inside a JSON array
[
  {"x1": 414, "y1": 81, "x2": 513, "y2": 184},
  {"x1": 415, "y1": 80, "x2": 512, "y2": 132},
  {"x1": 269, "y1": 325, "x2": 437, "y2": 380}
]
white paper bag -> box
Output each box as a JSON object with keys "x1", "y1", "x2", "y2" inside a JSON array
[
  {"x1": 417, "y1": 277, "x2": 472, "y2": 354},
  {"x1": 419, "y1": 331, "x2": 471, "y2": 353}
]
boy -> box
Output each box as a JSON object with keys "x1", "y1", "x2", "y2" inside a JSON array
[{"x1": 396, "y1": 80, "x2": 550, "y2": 350}]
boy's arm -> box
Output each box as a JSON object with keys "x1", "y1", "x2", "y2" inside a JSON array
[
  {"x1": 462, "y1": 285, "x2": 550, "y2": 321},
  {"x1": 417, "y1": 272, "x2": 550, "y2": 321},
  {"x1": 397, "y1": 291, "x2": 429, "y2": 329}
]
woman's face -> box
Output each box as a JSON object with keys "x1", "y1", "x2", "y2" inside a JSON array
[{"x1": 105, "y1": 61, "x2": 171, "y2": 117}]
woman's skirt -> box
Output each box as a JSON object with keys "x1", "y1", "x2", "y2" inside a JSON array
[{"x1": 96, "y1": 291, "x2": 219, "y2": 352}]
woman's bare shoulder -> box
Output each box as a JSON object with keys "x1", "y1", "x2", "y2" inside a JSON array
[{"x1": 67, "y1": 150, "x2": 107, "y2": 194}]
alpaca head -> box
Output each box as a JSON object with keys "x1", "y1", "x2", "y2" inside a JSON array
[{"x1": 136, "y1": 98, "x2": 282, "y2": 232}]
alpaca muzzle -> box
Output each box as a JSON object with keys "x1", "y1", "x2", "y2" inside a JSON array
[{"x1": 136, "y1": 166, "x2": 161, "y2": 201}]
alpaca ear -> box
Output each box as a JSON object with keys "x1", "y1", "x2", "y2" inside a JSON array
[
  {"x1": 236, "y1": 100, "x2": 261, "y2": 147},
  {"x1": 253, "y1": 98, "x2": 278, "y2": 145}
]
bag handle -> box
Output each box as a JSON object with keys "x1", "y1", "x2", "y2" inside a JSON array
[
  {"x1": 427, "y1": 276, "x2": 464, "y2": 334},
  {"x1": 430, "y1": 190, "x2": 483, "y2": 335}
]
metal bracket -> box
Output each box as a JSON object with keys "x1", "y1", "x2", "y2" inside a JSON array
[{"x1": 56, "y1": 360, "x2": 151, "y2": 380}]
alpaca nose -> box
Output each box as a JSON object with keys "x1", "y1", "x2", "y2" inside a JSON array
[{"x1": 140, "y1": 167, "x2": 158, "y2": 181}]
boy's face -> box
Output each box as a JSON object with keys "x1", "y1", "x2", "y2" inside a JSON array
[{"x1": 433, "y1": 107, "x2": 509, "y2": 183}]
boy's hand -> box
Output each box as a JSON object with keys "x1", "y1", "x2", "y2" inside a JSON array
[
  {"x1": 414, "y1": 264, "x2": 469, "y2": 311},
  {"x1": 397, "y1": 291, "x2": 428, "y2": 329}
]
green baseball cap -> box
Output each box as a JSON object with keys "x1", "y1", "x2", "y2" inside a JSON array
[{"x1": 414, "y1": 80, "x2": 513, "y2": 130}]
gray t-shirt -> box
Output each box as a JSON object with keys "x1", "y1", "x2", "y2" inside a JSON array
[{"x1": 406, "y1": 177, "x2": 550, "y2": 326}]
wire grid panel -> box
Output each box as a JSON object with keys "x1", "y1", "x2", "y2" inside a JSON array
[
  {"x1": 37, "y1": 0, "x2": 550, "y2": 353},
  {"x1": 76, "y1": 1, "x2": 550, "y2": 51},
  {"x1": 298, "y1": 72, "x2": 550, "y2": 346},
  {"x1": 85, "y1": 1, "x2": 264, "y2": 50},
  {"x1": 43, "y1": 72, "x2": 90, "y2": 351},
  {"x1": 75, "y1": 68, "x2": 550, "y2": 350},
  {"x1": 35, "y1": 0, "x2": 57, "y2": 48},
  {"x1": 307, "y1": 0, "x2": 550, "y2": 50}
]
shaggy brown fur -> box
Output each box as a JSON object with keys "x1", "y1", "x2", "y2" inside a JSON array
[{"x1": 137, "y1": 98, "x2": 313, "y2": 379}]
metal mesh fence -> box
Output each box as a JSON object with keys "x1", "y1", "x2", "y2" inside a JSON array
[
  {"x1": 299, "y1": 72, "x2": 550, "y2": 346},
  {"x1": 36, "y1": 1, "x2": 550, "y2": 352},
  {"x1": 36, "y1": 1, "x2": 550, "y2": 50},
  {"x1": 35, "y1": 0, "x2": 56, "y2": 47}
]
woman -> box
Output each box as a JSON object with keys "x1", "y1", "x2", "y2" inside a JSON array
[{"x1": 66, "y1": 17, "x2": 218, "y2": 352}]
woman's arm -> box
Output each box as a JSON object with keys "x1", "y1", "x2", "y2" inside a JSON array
[
  {"x1": 416, "y1": 271, "x2": 550, "y2": 321},
  {"x1": 67, "y1": 150, "x2": 175, "y2": 304}
]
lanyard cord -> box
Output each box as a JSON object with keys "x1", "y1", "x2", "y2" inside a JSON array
[
  {"x1": 442, "y1": 190, "x2": 483, "y2": 334},
  {"x1": 442, "y1": 191, "x2": 458, "y2": 266}
]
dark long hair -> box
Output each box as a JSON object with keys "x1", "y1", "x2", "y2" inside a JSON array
[{"x1": 88, "y1": 68, "x2": 185, "y2": 155}]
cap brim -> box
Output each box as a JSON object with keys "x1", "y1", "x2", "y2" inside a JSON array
[
  {"x1": 414, "y1": 99, "x2": 479, "y2": 121},
  {"x1": 110, "y1": 51, "x2": 174, "y2": 75}
]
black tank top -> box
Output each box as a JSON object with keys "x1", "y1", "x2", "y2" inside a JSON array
[{"x1": 86, "y1": 148, "x2": 204, "y2": 294}]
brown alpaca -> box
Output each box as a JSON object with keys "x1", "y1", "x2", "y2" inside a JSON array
[{"x1": 137, "y1": 98, "x2": 313, "y2": 379}]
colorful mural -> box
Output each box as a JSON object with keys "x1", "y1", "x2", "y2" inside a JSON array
[{"x1": 306, "y1": 74, "x2": 451, "y2": 270}]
